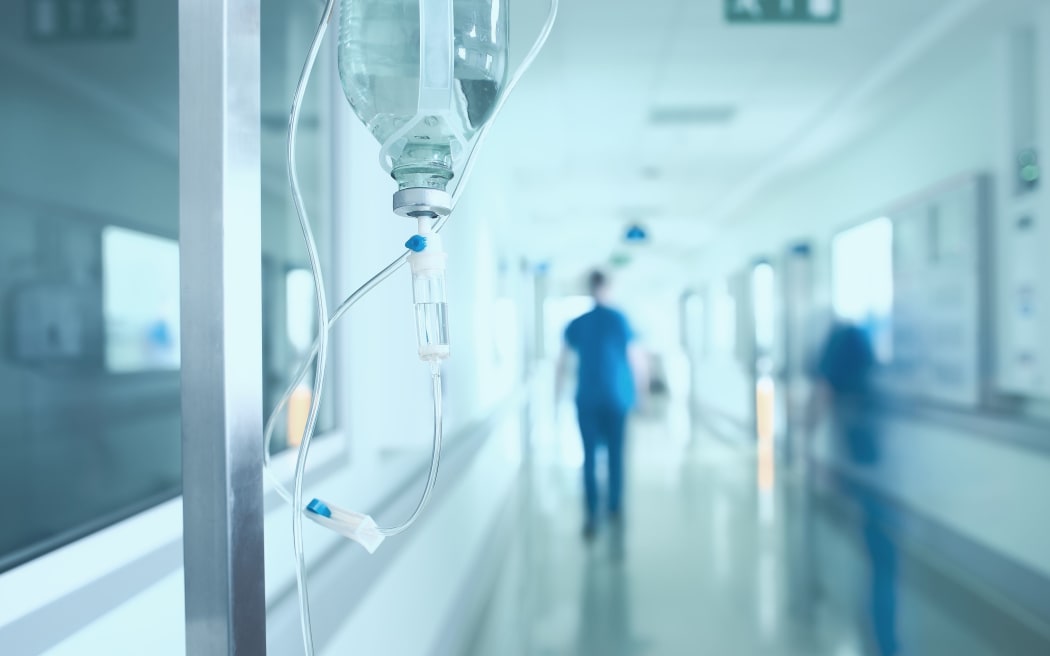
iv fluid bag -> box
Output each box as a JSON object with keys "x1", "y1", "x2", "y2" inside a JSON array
[{"x1": 338, "y1": 0, "x2": 509, "y2": 189}]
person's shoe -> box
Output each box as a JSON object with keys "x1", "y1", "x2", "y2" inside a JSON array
[{"x1": 582, "y1": 521, "x2": 597, "y2": 542}]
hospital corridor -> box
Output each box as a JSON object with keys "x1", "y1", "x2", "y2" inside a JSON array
[{"x1": 2, "y1": 0, "x2": 1050, "y2": 655}]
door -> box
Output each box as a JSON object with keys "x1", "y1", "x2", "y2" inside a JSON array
[{"x1": 781, "y1": 243, "x2": 816, "y2": 467}]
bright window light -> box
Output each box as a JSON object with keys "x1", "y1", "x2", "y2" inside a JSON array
[
  {"x1": 102, "y1": 226, "x2": 180, "y2": 372},
  {"x1": 831, "y1": 217, "x2": 894, "y2": 361},
  {"x1": 285, "y1": 269, "x2": 315, "y2": 353},
  {"x1": 751, "y1": 263, "x2": 776, "y2": 353}
]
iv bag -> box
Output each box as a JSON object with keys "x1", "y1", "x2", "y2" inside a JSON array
[{"x1": 338, "y1": 0, "x2": 509, "y2": 191}]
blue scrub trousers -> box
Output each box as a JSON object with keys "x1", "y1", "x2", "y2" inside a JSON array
[{"x1": 576, "y1": 403, "x2": 627, "y2": 523}]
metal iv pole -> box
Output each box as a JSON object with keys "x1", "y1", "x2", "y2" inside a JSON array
[{"x1": 178, "y1": 0, "x2": 268, "y2": 653}]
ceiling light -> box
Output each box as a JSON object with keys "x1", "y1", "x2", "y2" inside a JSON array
[
  {"x1": 640, "y1": 166, "x2": 662, "y2": 180},
  {"x1": 648, "y1": 105, "x2": 737, "y2": 126}
]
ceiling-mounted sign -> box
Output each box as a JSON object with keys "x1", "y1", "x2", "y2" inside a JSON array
[
  {"x1": 28, "y1": 0, "x2": 134, "y2": 41},
  {"x1": 726, "y1": 0, "x2": 840, "y2": 24},
  {"x1": 625, "y1": 224, "x2": 648, "y2": 243}
]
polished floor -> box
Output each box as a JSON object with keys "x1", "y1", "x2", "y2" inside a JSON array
[{"x1": 465, "y1": 398, "x2": 1050, "y2": 656}]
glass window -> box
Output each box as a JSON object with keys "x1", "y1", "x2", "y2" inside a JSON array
[
  {"x1": 751, "y1": 262, "x2": 777, "y2": 355},
  {"x1": 260, "y1": 0, "x2": 336, "y2": 455},
  {"x1": 0, "y1": 0, "x2": 336, "y2": 572},
  {"x1": 831, "y1": 217, "x2": 894, "y2": 362},
  {"x1": 0, "y1": 1, "x2": 181, "y2": 571}
]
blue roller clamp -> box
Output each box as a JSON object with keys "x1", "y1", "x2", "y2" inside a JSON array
[{"x1": 306, "y1": 498, "x2": 332, "y2": 518}]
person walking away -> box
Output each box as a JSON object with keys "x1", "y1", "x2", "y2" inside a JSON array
[
  {"x1": 812, "y1": 322, "x2": 899, "y2": 656},
  {"x1": 556, "y1": 270, "x2": 646, "y2": 540}
]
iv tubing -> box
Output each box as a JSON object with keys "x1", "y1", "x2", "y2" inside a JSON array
[
  {"x1": 384, "y1": 367, "x2": 445, "y2": 537},
  {"x1": 287, "y1": 1, "x2": 336, "y2": 654},
  {"x1": 276, "y1": 1, "x2": 558, "y2": 654}
]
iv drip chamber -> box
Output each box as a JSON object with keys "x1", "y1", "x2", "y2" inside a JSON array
[{"x1": 406, "y1": 225, "x2": 450, "y2": 361}]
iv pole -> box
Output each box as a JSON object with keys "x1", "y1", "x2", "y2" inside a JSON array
[{"x1": 178, "y1": 0, "x2": 268, "y2": 653}]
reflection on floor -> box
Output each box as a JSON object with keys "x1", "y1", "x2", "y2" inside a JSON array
[{"x1": 465, "y1": 398, "x2": 1050, "y2": 656}]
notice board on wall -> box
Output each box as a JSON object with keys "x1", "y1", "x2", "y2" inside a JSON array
[{"x1": 886, "y1": 175, "x2": 988, "y2": 407}]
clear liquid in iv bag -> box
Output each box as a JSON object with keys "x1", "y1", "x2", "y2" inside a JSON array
[{"x1": 337, "y1": 0, "x2": 509, "y2": 188}]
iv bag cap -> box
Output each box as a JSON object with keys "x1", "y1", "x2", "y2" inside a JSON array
[{"x1": 393, "y1": 188, "x2": 452, "y2": 219}]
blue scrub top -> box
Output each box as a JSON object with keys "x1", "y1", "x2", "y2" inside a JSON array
[
  {"x1": 817, "y1": 323, "x2": 875, "y2": 398},
  {"x1": 565, "y1": 305, "x2": 636, "y2": 412}
]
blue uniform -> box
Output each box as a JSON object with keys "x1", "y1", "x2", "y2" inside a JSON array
[
  {"x1": 565, "y1": 305, "x2": 636, "y2": 412},
  {"x1": 817, "y1": 323, "x2": 897, "y2": 656},
  {"x1": 565, "y1": 305, "x2": 636, "y2": 523}
]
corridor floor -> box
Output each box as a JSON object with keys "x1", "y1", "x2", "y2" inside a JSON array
[{"x1": 465, "y1": 399, "x2": 1050, "y2": 656}]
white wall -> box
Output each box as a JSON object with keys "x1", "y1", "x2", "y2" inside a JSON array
[
  {"x1": 696, "y1": 19, "x2": 1006, "y2": 417},
  {"x1": 692, "y1": 18, "x2": 1050, "y2": 581}
]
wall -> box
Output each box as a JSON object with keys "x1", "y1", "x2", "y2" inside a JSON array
[{"x1": 691, "y1": 14, "x2": 1050, "y2": 585}]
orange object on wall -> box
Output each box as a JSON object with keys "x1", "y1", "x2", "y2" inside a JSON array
[
  {"x1": 287, "y1": 385, "x2": 313, "y2": 448},
  {"x1": 756, "y1": 376, "x2": 776, "y2": 491}
]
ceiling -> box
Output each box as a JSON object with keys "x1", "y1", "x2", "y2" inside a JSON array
[{"x1": 481, "y1": 0, "x2": 1039, "y2": 289}]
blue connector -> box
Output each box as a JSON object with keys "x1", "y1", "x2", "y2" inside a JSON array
[
  {"x1": 306, "y1": 498, "x2": 332, "y2": 518},
  {"x1": 405, "y1": 235, "x2": 427, "y2": 253}
]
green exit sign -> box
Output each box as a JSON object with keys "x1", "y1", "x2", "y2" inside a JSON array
[
  {"x1": 726, "y1": 0, "x2": 841, "y2": 24},
  {"x1": 28, "y1": 0, "x2": 135, "y2": 42}
]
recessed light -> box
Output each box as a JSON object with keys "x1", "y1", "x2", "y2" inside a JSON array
[
  {"x1": 648, "y1": 105, "x2": 737, "y2": 126},
  {"x1": 641, "y1": 166, "x2": 662, "y2": 180}
]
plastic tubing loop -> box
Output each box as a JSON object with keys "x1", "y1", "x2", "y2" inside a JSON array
[
  {"x1": 286, "y1": 1, "x2": 336, "y2": 655},
  {"x1": 277, "y1": 1, "x2": 559, "y2": 654}
]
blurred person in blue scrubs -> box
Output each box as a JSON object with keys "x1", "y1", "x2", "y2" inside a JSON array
[
  {"x1": 557, "y1": 270, "x2": 647, "y2": 540},
  {"x1": 813, "y1": 322, "x2": 899, "y2": 656}
]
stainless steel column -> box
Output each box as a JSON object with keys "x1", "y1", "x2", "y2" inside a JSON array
[{"x1": 179, "y1": 0, "x2": 266, "y2": 654}]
